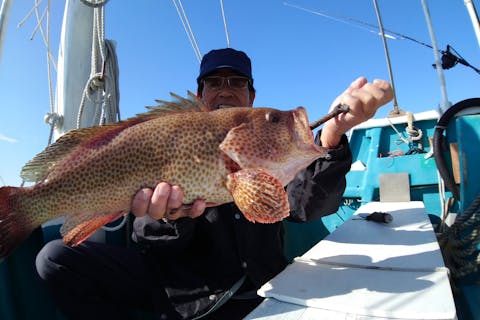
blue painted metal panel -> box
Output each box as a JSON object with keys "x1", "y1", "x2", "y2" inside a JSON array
[
  {"x1": 453, "y1": 114, "x2": 480, "y2": 319},
  {"x1": 455, "y1": 115, "x2": 480, "y2": 212}
]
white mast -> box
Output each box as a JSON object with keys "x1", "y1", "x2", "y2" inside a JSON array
[
  {"x1": 464, "y1": 0, "x2": 480, "y2": 49},
  {"x1": 0, "y1": 0, "x2": 13, "y2": 64},
  {"x1": 54, "y1": 0, "x2": 94, "y2": 139}
]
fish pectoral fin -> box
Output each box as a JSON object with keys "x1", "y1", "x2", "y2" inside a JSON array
[
  {"x1": 60, "y1": 211, "x2": 125, "y2": 246},
  {"x1": 219, "y1": 123, "x2": 254, "y2": 168},
  {"x1": 226, "y1": 169, "x2": 290, "y2": 223}
]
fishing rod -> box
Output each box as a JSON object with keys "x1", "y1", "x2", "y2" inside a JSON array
[{"x1": 284, "y1": 1, "x2": 480, "y2": 75}]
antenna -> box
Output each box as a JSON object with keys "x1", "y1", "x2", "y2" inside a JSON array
[{"x1": 372, "y1": 0, "x2": 404, "y2": 117}]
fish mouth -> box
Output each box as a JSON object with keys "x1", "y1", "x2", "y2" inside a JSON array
[
  {"x1": 292, "y1": 107, "x2": 314, "y2": 144},
  {"x1": 291, "y1": 107, "x2": 328, "y2": 155}
]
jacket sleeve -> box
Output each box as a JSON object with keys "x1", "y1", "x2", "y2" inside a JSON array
[
  {"x1": 131, "y1": 215, "x2": 196, "y2": 253},
  {"x1": 286, "y1": 131, "x2": 352, "y2": 222}
]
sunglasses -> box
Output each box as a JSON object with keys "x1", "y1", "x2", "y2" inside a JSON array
[{"x1": 202, "y1": 76, "x2": 251, "y2": 90}]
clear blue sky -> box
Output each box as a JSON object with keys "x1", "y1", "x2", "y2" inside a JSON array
[{"x1": 1, "y1": 0, "x2": 479, "y2": 186}]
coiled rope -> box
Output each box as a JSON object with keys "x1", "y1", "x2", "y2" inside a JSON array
[
  {"x1": 76, "y1": 0, "x2": 120, "y2": 130},
  {"x1": 438, "y1": 192, "x2": 480, "y2": 279}
]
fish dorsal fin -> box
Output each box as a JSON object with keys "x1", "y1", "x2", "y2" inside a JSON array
[
  {"x1": 21, "y1": 92, "x2": 206, "y2": 183},
  {"x1": 20, "y1": 119, "x2": 144, "y2": 183},
  {"x1": 145, "y1": 91, "x2": 209, "y2": 115}
]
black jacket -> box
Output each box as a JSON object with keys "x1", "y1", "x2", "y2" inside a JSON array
[{"x1": 132, "y1": 132, "x2": 352, "y2": 318}]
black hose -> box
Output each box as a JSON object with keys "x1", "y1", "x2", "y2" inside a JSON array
[{"x1": 433, "y1": 98, "x2": 480, "y2": 200}]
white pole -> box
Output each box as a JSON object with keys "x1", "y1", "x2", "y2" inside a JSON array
[
  {"x1": 54, "y1": 0, "x2": 94, "y2": 140},
  {"x1": 464, "y1": 0, "x2": 480, "y2": 49},
  {"x1": 0, "y1": 0, "x2": 12, "y2": 64},
  {"x1": 421, "y1": 0, "x2": 451, "y2": 113}
]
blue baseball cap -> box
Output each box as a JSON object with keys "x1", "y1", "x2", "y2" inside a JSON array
[{"x1": 197, "y1": 48, "x2": 253, "y2": 83}]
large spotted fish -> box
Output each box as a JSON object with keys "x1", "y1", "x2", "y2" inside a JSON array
[{"x1": 0, "y1": 92, "x2": 328, "y2": 259}]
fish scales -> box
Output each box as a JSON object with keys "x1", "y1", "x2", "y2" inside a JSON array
[
  {"x1": 20, "y1": 110, "x2": 243, "y2": 218},
  {"x1": 0, "y1": 93, "x2": 328, "y2": 259}
]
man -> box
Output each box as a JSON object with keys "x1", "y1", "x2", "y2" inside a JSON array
[{"x1": 36, "y1": 48, "x2": 393, "y2": 320}]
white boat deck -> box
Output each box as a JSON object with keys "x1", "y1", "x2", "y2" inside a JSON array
[{"x1": 245, "y1": 201, "x2": 457, "y2": 320}]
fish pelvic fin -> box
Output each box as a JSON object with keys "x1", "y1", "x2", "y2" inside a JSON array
[
  {"x1": 226, "y1": 169, "x2": 290, "y2": 223},
  {"x1": 61, "y1": 211, "x2": 126, "y2": 246},
  {"x1": 0, "y1": 187, "x2": 35, "y2": 260}
]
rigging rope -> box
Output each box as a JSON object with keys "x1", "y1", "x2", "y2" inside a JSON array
[
  {"x1": 438, "y1": 192, "x2": 480, "y2": 278},
  {"x1": 25, "y1": 0, "x2": 57, "y2": 70},
  {"x1": 79, "y1": 0, "x2": 109, "y2": 8},
  {"x1": 172, "y1": 0, "x2": 202, "y2": 62},
  {"x1": 31, "y1": 0, "x2": 58, "y2": 146},
  {"x1": 18, "y1": 0, "x2": 59, "y2": 148},
  {"x1": 76, "y1": 1, "x2": 120, "y2": 129},
  {"x1": 219, "y1": 0, "x2": 230, "y2": 48}
]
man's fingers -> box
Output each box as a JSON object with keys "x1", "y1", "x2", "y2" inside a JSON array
[
  {"x1": 346, "y1": 76, "x2": 367, "y2": 93},
  {"x1": 149, "y1": 182, "x2": 172, "y2": 220},
  {"x1": 167, "y1": 200, "x2": 207, "y2": 220},
  {"x1": 373, "y1": 79, "x2": 394, "y2": 105},
  {"x1": 348, "y1": 81, "x2": 393, "y2": 116},
  {"x1": 189, "y1": 200, "x2": 207, "y2": 218},
  {"x1": 168, "y1": 185, "x2": 184, "y2": 210},
  {"x1": 330, "y1": 76, "x2": 368, "y2": 112},
  {"x1": 131, "y1": 188, "x2": 153, "y2": 218},
  {"x1": 132, "y1": 183, "x2": 206, "y2": 221}
]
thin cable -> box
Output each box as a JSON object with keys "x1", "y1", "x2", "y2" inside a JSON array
[
  {"x1": 284, "y1": 1, "x2": 480, "y2": 75},
  {"x1": 284, "y1": 2, "x2": 396, "y2": 39},
  {"x1": 45, "y1": 0, "x2": 54, "y2": 114},
  {"x1": 386, "y1": 117, "x2": 409, "y2": 144},
  {"x1": 30, "y1": 4, "x2": 46, "y2": 40},
  {"x1": 172, "y1": 0, "x2": 201, "y2": 62},
  {"x1": 17, "y1": 0, "x2": 43, "y2": 28},
  {"x1": 177, "y1": 0, "x2": 201, "y2": 59},
  {"x1": 373, "y1": 0, "x2": 401, "y2": 116},
  {"x1": 219, "y1": 0, "x2": 230, "y2": 47},
  {"x1": 34, "y1": 0, "x2": 57, "y2": 145},
  {"x1": 31, "y1": 0, "x2": 57, "y2": 70}
]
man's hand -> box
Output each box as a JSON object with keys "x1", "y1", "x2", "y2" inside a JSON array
[
  {"x1": 321, "y1": 76, "x2": 393, "y2": 148},
  {"x1": 131, "y1": 182, "x2": 206, "y2": 220}
]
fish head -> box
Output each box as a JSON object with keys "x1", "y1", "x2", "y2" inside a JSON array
[{"x1": 220, "y1": 107, "x2": 329, "y2": 185}]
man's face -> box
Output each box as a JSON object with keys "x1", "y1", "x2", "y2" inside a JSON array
[{"x1": 199, "y1": 69, "x2": 255, "y2": 110}]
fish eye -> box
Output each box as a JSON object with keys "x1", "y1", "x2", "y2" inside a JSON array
[{"x1": 266, "y1": 111, "x2": 281, "y2": 124}]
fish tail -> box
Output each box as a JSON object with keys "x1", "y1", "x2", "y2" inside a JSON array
[{"x1": 0, "y1": 187, "x2": 35, "y2": 260}]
